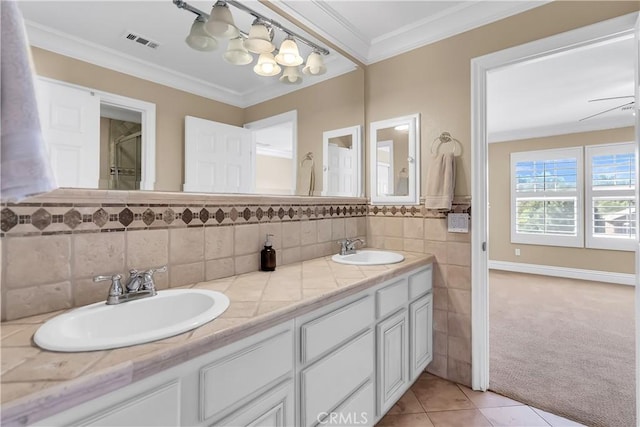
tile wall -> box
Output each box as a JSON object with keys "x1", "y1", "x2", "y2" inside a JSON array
[
  {"x1": 0, "y1": 190, "x2": 367, "y2": 321},
  {"x1": 367, "y1": 197, "x2": 472, "y2": 387},
  {"x1": 1, "y1": 189, "x2": 471, "y2": 387}
]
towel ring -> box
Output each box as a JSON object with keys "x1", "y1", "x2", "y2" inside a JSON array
[
  {"x1": 301, "y1": 151, "x2": 314, "y2": 166},
  {"x1": 430, "y1": 132, "x2": 461, "y2": 156}
]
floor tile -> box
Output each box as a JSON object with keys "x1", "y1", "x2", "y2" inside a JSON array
[
  {"x1": 427, "y1": 409, "x2": 492, "y2": 427},
  {"x1": 411, "y1": 376, "x2": 475, "y2": 412},
  {"x1": 531, "y1": 407, "x2": 586, "y2": 427},
  {"x1": 458, "y1": 385, "x2": 523, "y2": 408},
  {"x1": 377, "y1": 413, "x2": 434, "y2": 427},
  {"x1": 479, "y1": 406, "x2": 550, "y2": 426},
  {"x1": 388, "y1": 389, "x2": 424, "y2": 415}
]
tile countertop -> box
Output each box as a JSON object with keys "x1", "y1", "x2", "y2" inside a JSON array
[{"x1": 1, "y1": 251, "x2": 434, "y2": 427}]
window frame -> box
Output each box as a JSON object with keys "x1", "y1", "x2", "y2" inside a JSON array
[
  {"x1": 585, "y1": 142, "x2": 636, "y2": 251},
  {"x1": 510, "y1": 146, "x2": 584, "y2": 248}
]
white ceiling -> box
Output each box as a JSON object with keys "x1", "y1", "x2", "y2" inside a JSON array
[
  {"x1": 17, "y1": 1, "x2": 635, "y2": 138},
  {"x1": 488, "y1": 35, "x2": 635, "y2": 142}
]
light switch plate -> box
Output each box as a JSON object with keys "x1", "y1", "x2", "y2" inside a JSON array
[{"x1": 447, "y1": 213, "x2": 469, "y2": 233}]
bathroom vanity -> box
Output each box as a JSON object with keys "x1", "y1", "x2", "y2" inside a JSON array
[{"x1": 1, "y1": 253, "x2": 433, "y2": 427}]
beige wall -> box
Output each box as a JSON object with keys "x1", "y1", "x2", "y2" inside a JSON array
[
  {"x1": 365, "y1": 1, "x2": 639, "y2": 199},
  {"x1": 489, "y1": 127, "x2": 635, "y2": 274},
  {"x1": 244, "y1": 68, "x2": 365, "y2": 195},
  {"x1": 255, "y1": 155, "x2": 294, "y2": 195},
  {"x1": 32, "y1": 47, "x2": 244, "y2": 192},
  {"x1": 364, "y1": 1, "x2": 639, "y2": 387}
]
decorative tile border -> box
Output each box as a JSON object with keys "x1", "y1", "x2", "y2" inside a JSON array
[
  {"x1": 1, "y1": 202, "x2": 368, "y2": 237},
  {"x1": 367, "y1": 197, "x2": 471, "y2": 218}
]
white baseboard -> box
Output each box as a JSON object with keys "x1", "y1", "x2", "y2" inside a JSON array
[{"x1": 488, "y1": 260, "x2": 635, "y2": 286}]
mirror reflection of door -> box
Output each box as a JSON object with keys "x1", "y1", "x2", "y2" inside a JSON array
[
  {"x1": 376, "y1": 141, "x2": 393, "y2": 196},
  {"x1": 327, "y1": 134, "x2": 355, "y2": 196},
  {"x1": 100, "y1": 106, "x2": 142, "y2": 190},
  {"x1": 376, "y1": 126, "x2": 410, "y2": 197}
]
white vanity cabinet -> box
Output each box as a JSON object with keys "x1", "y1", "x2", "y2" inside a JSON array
[
  {"x1": 33, "y1": 264, "x2": 432, "y2": 427},
  {"x1": 34, "y1": 321, "x2": 296, "y2": 427},
  {"x1": 374, "y1": 264, "x2": 433, "y2": 417}
]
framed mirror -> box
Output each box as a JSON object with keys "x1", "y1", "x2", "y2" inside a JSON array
[
  {"x1": 370, "y1": 114, "x2": 420, "y2": 205},
  {"x1": 322, "y1": 125, "x2": 362, "y2": 197}
]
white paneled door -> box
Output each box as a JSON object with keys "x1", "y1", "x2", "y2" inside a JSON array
[
  {"x1": 326, "y1": 144, "x2": 355, "y2": 197},
  {"x1": 183, "y1": 116, "x2": 254, "y2": 194},
  {"x1": 36, "y1": 79, "x2": 100, "y2": 188}
]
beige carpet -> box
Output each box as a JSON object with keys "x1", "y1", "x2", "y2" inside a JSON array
[{"x1": 489, "y1": 270, "x2": 635, "y2": 427}]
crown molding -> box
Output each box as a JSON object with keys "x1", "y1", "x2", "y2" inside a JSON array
[
  {"x1": 24, "y1": 20, "x2": 355, "y2": 109},
  {"x1": 271, "y1": 1, "x2": 550, "y2": 65}
]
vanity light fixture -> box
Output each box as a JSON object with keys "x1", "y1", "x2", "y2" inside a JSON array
[
  {"x1": 254, "y1": 52, "x2": 281, "y2": 76},
  {"x1": 244, "y1": 20, "x2": 275, "y2": 54},
  {"x1": 185, "y1": 16, "x2": 218, "y2": 51},
  {"x1": 394, "y1": 124, "x2": 409, "y2": 131},
  {"x1": 205, "y1": 2, "x2": 239, "y2": 39},
  {"x1": 279, "y1": 66, "x2": 303, "y2": 84},
  {"x1": 174, "y1": 0, "x2": 330, "y2": 84},
  {"x1": 275, "y1": 36, "x2": 303, "y2": 66},
  {"x1": 302, "y1": 51, "x2": 326, "y2": 76},
  {"x1": 224, "y1": 37, "x2": 253, "y2": 65}
]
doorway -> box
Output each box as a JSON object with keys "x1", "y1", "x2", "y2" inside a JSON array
[
  {"x1": 244, "y1": 110, "x2": 297, "y2": 195},
  {"x1": 471, "y1": 9, "x2": 639, "y2": 425}
]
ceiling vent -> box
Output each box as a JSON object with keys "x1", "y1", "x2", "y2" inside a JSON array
[{"x1": 123, "y1": 32, "x2": 159, "y2": 49}]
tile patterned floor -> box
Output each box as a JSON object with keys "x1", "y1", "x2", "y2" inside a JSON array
[{"x1": 376, "y1": 374, "x2": 585, "y2": 427}]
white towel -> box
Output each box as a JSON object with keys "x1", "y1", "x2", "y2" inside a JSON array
[
  {"x1": 1, "y1": 1, "x2": 57, "y2": 202},
  {"x1": 424, "y1": 152, "x2": 456, "y2": 210}
]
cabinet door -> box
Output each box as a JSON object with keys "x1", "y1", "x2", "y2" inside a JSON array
[
  {"x1": 212, "y1": 380, "x2": 294, "y2": 427},
  {"x1": 376, "y1": 310, "x2": 409, "y2": 416},
  {"x1": 410, "y1": 293, "x2": 433, "y2": 381}
]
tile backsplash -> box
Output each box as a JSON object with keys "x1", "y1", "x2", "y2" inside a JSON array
[
  {"x1": 1, "y1": 190, "x2": 367, "y2": 321},
  {"x1": 1, "y1": 189, "x2": 471, "y2": 388},
  {"x1": 366, "y1": 197, "x2": 472, "y2": 387}
]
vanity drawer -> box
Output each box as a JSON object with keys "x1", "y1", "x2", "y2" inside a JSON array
[
  {"x1": 408, "y1": 265, "x2": 433, "y2": 300},
  {"x1": 300, "y1": 330, "x2": 374, "y2": 427},
  {"x1": 199, "y1": 329, "x2": 293, "y2": 421},
  {"x1": 376, "y1": 279, "x2": 408, "y2": 319},
  {"x1": 300, "y1": 296, "x2": 374, "y2": 364}
]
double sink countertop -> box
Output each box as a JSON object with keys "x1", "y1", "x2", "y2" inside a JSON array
[{"x1": 1, "y1": 251, "x2": 433, "y2": 427}]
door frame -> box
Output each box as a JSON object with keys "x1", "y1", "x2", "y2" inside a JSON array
[
  {"x1": 36, "y1": 76, "x2": 157, "y2": 190},
  {"x1": 244, "y1": 110, "x2": 298, "y2": 196},
  {"x1": 470, "y1": 12, "x2": 639, "y2": 392}
]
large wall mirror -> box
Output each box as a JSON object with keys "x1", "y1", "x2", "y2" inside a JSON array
[
  {"x1": 322, "y1": 125, "x2": 362, "y2": 197},
  {"x1": 19, "y1": 1, "x2": 364, "y2": 197},
  {"x1": 370, "y1": 114, "x2": 420, "y2": 205}
]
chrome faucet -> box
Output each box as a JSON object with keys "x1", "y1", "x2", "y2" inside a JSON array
[
  {"x1": 94, "y1": 266, "x2": 167, "y2": 305},
  {"x1": 338, "y1": 238, "x2": 365, "y2": 255}
]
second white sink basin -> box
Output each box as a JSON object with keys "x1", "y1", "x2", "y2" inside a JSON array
[
  {"x1": 34, "y1": 289, "x2": 230, "y2": 352},
  {"x1": 331, "y1": 250, "x2": 405, "y2": 266}
]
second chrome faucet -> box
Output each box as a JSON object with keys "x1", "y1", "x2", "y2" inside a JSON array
[{"x1": 94, "y1": 266, "x2": 167, "y2": 305}]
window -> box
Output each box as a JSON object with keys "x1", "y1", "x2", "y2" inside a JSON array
[
  {"x1": 511, "y1": 147, "x2": 583, "y2": 247},
  {"x1": 585, "y1": 142, "x2": 636, "y2": 251}
]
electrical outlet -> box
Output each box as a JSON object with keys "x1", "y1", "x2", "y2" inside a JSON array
[{"x1": 515, "y1": 248, "x2": 521, "y2": 256}]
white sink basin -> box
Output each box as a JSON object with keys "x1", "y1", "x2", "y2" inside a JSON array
[
  {"x1": 331, "y1": 250, "x2": 405, "y2": 266},
  {"x1": 34, "y1": 289, "x2": 230, "y2": 352}
]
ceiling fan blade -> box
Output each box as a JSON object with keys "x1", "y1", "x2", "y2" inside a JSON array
[
  {"x1": 588, "y1": 95, "x2": 634, "y2": 102},
  {"x1": 579, "y1": 101, "x2": 635, "y2": 121}
]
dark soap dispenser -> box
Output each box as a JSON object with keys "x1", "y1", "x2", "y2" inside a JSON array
[{"x1": 261, "y1": 234, "x2": 276, "y2": 271}]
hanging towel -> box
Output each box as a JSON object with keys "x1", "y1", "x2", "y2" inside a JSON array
[
  {"x1": 296, "y1": 154, "x2": 315, "y2": 196},
  {"x1": 1, "y1": 1, "x2": 57, "y2": 202},
  {"x1": 424, "y1": 152, "x2": 456, "y2": 210}
]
